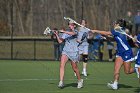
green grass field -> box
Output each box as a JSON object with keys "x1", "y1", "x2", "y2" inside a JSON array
[{"x1": 0, "y1": 60, "x2": 139, "y2": 93}]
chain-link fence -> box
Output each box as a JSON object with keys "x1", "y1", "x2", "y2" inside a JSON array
[
  {"x1": 0, "y1": 38, "x2": 55, "y2": 60},
  {"x1": 0, "y1": 37, "x2": 116, "y2": 61}
]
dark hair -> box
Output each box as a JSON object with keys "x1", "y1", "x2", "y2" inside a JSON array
[{"x1": 115, "y1": 19, "x2": 126, "y2": 28}]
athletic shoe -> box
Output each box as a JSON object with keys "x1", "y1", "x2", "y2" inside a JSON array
[
  {"x1": 77, "y1": 79, "x2": 83, "y2": 88},
  {"x1": 58, "y1": 81, "x2": 64, "y2": 88},
  {"x1": 107, "y1": 82, "x2": 118, "y2": 90},
  {"x1": 82, "y1": 71, "x2": 87, "y2": 76}
]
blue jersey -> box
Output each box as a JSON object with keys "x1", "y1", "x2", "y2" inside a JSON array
[
  {"x1": 135, "y1": 34, "x2": 140, "y2": 65},
  {"x1": 111, "y1": 29, "x2": 131, "y2": 53}
]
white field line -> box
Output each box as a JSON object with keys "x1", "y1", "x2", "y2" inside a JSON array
[
  {"x1": 39, "y1": 91, "x2": 88, "y2": 93},
  {"x1": 0, "y1": 78, "x2": 58, "y2": 81},
  {"x1": 0, "y1": 77, "x2": 137, "y2": 82}
]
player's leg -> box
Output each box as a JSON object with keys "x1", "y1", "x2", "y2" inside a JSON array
[
  {"x1": 58, "y1": 54, "x2": 68, "y2": 88},
  {"x1": 71, "y1": 62, "x2": 83, "y2": 88},
  {"x1": 82, "y1": 54, "x2": 88, "y2": 76},
  {"x1": 138, "y1": 68, "x2": 140, "y2": 84},
  {"x1": 71, "y1": 62, "x2": 81, "y2": 80},
  {"x1": 135, "y1": 50, "x2": 140, "y2": 80},
  {"x1": 138, "y1": 66, "x2": 140, "y2": 80},
  {"x1": 108, "y1": 49, "x2": 113, "y2": 61},
  {"x1": 123, "y1": 50, "x2": 135, "y2": 74},
  {"x1": 82, "y1": 46, "x2": 89, "y2": 76},
  {"x1": 123, "y1": 62, "x2": 135, "y2": 74},
  {"x1": 135, "y1": 64, "x2": 140, "y2": 78},
  {"x1": 114, "y1": 57, "x2": 123, "y2": 82},
  {"x1": 107, "y1": 56, "x2": 123, "y2": 90}
]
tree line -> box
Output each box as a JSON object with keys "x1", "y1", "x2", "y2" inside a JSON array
[{"x1": 0, "y1": 0, "x2": 139, "y2": 36}]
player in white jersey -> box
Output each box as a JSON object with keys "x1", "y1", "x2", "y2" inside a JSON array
[
  {"x1": 54, "y1": 20, "x2": 83, "y2": 89},
  {"x1": 77, "y1": 19, "x2": 90, "y2": 76},
  {"x1": 91, "y1": 19, "x2": 135, "y2": 90}
]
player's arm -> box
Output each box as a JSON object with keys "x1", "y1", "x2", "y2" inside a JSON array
[
  {"x1": 60, "y1": 30, "x2": 76, "y2": 35},
  {"x1": 91, "y1": 30, "x2": 112, "y2": 36},
  {"x1": 53, "y1": 31, "x2": 64, "y2": 43}
]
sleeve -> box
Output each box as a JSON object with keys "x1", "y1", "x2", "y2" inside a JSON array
[
  {"x1": 111, "y1": 29, "x2": 119, "y2": 36},
  {"x1": 61, "y1": 33, "x2": 69, "y2": 39}
]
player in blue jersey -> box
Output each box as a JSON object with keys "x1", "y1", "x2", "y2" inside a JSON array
[
  {"x1": 54, "y1": 20, "x2": 83, "y2": 88},
  {"x1": 92, "y1": 19, "x2": 135, "y2": 90},
  {"x1": 134, "y1": 34, "x2": 140, "y2": 83},
  {"x1": 77, "y1": 19, "x2": 90, "y2": 76}
]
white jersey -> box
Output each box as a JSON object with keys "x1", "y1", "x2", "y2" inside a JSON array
[
  {"x1": 61, "y1": 29, "x2": 79, "y2": 62},
  {"x1": 61, "y1": 30, "x2": 78, "y2": 52},
  {"x1": 77, "y1": 27, "x2": 90, "y2": 54},
  {"x1": 77, "y1": 27, "x2": 90, "y2": 46}
]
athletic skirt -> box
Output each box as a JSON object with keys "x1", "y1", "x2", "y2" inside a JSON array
[{"x1": 62, "y1": 51, "x2": 79, "y2": 63}]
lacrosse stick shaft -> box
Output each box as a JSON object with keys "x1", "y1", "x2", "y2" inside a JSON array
[
  {"x1": 125, "y1": 33, "x2": 140, "y2": 43},
  {"x1": 64, "y1": 17, "x2": 91, "y2": 31},
  {"x1": 115, "y1": 30, "x2": 140, "y2": 43}
]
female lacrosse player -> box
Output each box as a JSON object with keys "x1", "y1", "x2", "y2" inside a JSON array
[
  {"x1": 134, "y1": 34, "x2": 140, "y2": 83},
  {"x1": 91, "y1": 19, "x2": 135, "y2": 90},
  {"x1": 54, "y1": 20, "x2": 83, "y2": 88},
  {"x1": 77, "y1": 19, "x2": 90, "y2": 76}
]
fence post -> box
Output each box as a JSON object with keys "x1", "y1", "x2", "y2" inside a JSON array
[
  {"x1": 10, "y1": 1, "x2": 14, "y2": 60},
  {"x1": 34, "y1": 39, "x2": 36, "y2": 60}
]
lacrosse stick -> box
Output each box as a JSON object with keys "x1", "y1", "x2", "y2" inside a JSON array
[
  {"x1": 115, "y1": 29, "x2": 140, "y2": 43},
  {"x1": 64, "y1": 17, "x2": 91, "y2": 31},
  {"x1": 43, "y1": 27, "x2": 51, "y2": 35},
  {"x1": 64, "y1": 17, "x2": 107, "y2": 40},
  {"x1": 43, "y1": 27, "x2": 63, "y2": 36}
]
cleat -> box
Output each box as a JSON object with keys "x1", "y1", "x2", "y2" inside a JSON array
[
  {"x1": 107, "y1": 82, "x2": 118, "y2": 90},
  {"x1": 77, "y1": 79, "x2": 83, "y2": 88},
  {"x1": 58, "y1": 81, "x2": 64, "y2": 88}
]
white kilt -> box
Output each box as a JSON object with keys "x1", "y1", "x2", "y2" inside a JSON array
[{"x1": 62, "y1": 51, "x2": 79, "y2": 62}]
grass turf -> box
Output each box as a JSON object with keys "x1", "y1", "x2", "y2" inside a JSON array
[{"x1": 0, "y1": 60, "x2": 139, "y2": 93}]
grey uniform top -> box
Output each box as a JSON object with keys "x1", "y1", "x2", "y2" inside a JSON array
[
  {"x1": 77, "y1": 27, "x2": 90, "y2": 54},
  {"x1": 61, "y1": 29, "x2": 79, "y2": 62},
  {"x1": 77, "y1": 27, "x2": 90, "y2": 46}
]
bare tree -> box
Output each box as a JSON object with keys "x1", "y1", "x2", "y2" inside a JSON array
[{"x1": 0, "y1": 0, "x2": 140, "y2": 36}]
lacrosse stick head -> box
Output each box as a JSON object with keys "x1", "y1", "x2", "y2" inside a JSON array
[
  {"x1": 43, "y1": 27, "x2": 51, "y2": 35},
  {"x1": 64, "y1": 17, "x2": 70, "y2": 20}
]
